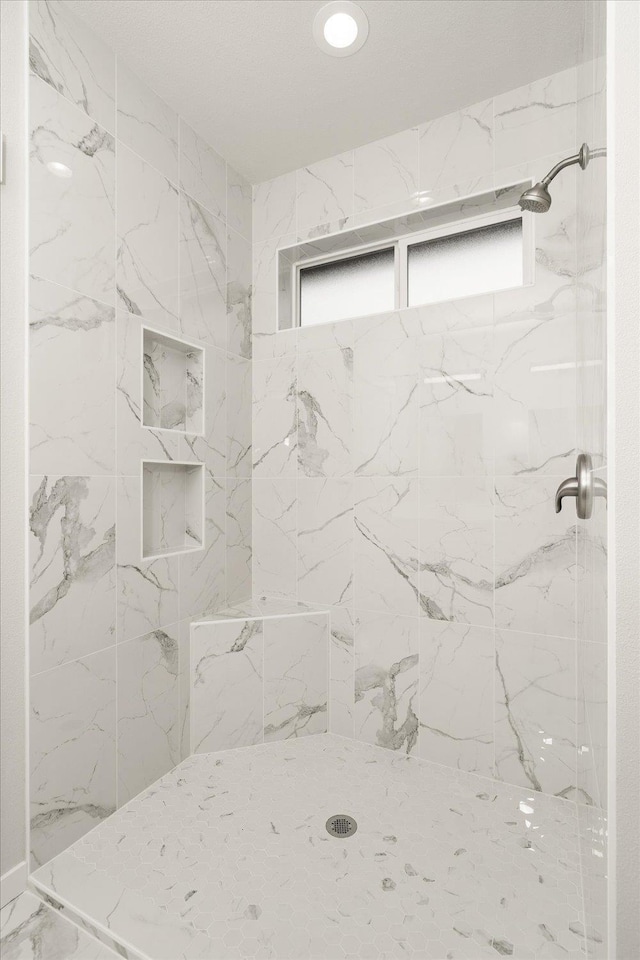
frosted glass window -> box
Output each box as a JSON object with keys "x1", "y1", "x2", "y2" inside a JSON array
[
  {"x1": 407, "y1": 218, "x2": 522, "y2": 306},
  {"x1": 299, "y1": 247, "x2": 395, "y2": 327}
]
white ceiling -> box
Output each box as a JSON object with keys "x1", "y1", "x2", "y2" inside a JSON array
[{"x1": 65, "y1": 0, "x2": 585, "y2": 183}]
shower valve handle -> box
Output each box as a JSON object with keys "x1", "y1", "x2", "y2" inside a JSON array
[{"x1": 555, "y1": 453, "x2": 607, "y2": 520}]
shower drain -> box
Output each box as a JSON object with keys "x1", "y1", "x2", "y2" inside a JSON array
[{"x1": 325, "y1": 814, "x2": 358, "y2": 838}]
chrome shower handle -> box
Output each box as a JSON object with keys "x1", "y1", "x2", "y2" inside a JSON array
[{"x1": 555, "y1": 453, "x2": 607, "y2": 519}]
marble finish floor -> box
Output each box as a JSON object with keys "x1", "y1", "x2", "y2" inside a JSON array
[
  {"x1": 31, "y1": 735, "x2": 588, "y2": 960},
  {"x1": 0, "y1": 890, "x2": 119, "y2": 959}
]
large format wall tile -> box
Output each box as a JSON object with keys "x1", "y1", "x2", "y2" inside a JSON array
[
  {"x1": 30, "y1": 76, "x2": 115, "y2": 304},
  {"x1": 30, "y1": 476, "x2": 116, "y2": 675},
  {"x1": 329, "y1": 605, "x2": 355, "y2": 739},
  {"x1": 354, "y1": 333, "x2": 419, "y2": 477},
  {"x1": 419, "y1": 620, "x2": 493, "y2": 776},
  {"x1": 29, "y1": 0, "x2": 115, "y2": 133},
  {"x1": 253, "y1": 172, "x2": 296, "y2": 243},
  {"x1": 420, "y1": 478, "x2": 494, "y2": 626},
  {"x1": 577, "y1": 474, "x2": 608, "y2": 646},
  {"x1": 180, "y1": 120, "x2": 227, "y2": 221},
  {"x1": 116, "y1": 60, "x2": 178, "y2": 182},
  {"x1": 495, "y1": 630, "x2": 576, "y2": 797},
  {"x1": 354, "y1": 478, "x2": 420, "y2": 617},
  {"x1": 226, "y1": 354, "x2": 252, "y2": 478},
  {"x1": 191, "y1": 619, "x2": 263, "y2": 753},
  {"x1": 117, "y1": 476, "x2": 179, "y2": 643},
  {"x1": 117, "y1": 627, "x2": 180, "y2": 805},
  {"x1": 117, "y1": 145, "x2": 179, "y2": 329},
  {"x1": 419, "y1": 99, "x2": 494, "y2": 193},
  {"x1": 226, "y1": 227, "x2": 252, "y2": 359},
  {"x1": 494, "y1": 68, "x2": 577, "y2": 169},
  {"x1": 252, "y1": 355, "x2": 297, "y2": 477},
  {"x1": 419, "y1": 327, "x2": 494, "y2": 476},
  {"x1": 354, "y1": 128, "x2": 418, "y2": 214},
  {"x1": 226, "y1": 479, "x2": 252, "y2": 605},
  {"x1": 298, "y1": 346, "x2": 353, "y2": 477},
  {"x1": 30, "y1": 277, "x2": 115, "y2": 476},
  {"x1": 297, "y1": 152, "x2": 354, "y2": 230},
  {"x1": 30, "y1": 647, "x2": 116, "y2": 868},
  {"x1": 263, "y1": 615, "x2": 328, "y2": 741},
  {"x1": 297, "y1": 479, "x2": 353, "y2": 606},
  {"x1": 577, "y1": 639, "x2": 607, "y2": 808},
  {"x1": 494, "y1": 476, "x2": 576, "y2": 637},
  {"x1": 179, "y1": 194, "x2": 227, "y2": 348},
  {"x1": 354, "y1": 610, "x2": 419, "y2": 754},
  {"x1": 252, "y1": 479, "x2": 297, "y2": 598},
  {"x1": 179, "y1": 472, "x2": 225, "y2": 620},
  {"x1": 183, "y1": 342, "x2": 226, "y2": 476},
  {"x1": 227, "y1": 164, "x2": 252, "y2": 241}
]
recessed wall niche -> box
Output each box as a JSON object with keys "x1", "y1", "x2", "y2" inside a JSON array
[
  {"x1": 142, "y1": 460, "x2": 205, "y2": 559},
  {"x1": 142, "y1": 327, "x2": 204, "y2": 435}
]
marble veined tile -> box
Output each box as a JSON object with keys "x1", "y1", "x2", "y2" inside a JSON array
[
  {"x1": 225, "y1": 479, "x2": 252, "y2": 607},
  {"x1": 252, "y1": 354, "x2": 297, "y2": 477},
  {"x1": 494, "y1": 314, "x2": 577, "y2": 477},
  {"x1": 191, "y1": 619, "x2": 263, "y2": 753},
  {"x1": 419, "y1": 620, "x2": 493, "y2": 776},
  {"x1": 263, "y1": 614, "x2": 328, "y2": 741},
  {"x1": 494, "y1": 68, "x2": 577, "y2": 170},
  {"x1": 30, "y1": 647, "x2": 116, "y2": 868},
  {"x1": 297, "y1": 479, "x2": 353, "y2": 606},
  {"x1": 354, "y1": 128, "x2": 419, "y2": 214},
  {"x1": 253, "y1": 172, "x2": 296, "y2": 243},
  {"x1": 355, "y1": 610, "x2": 419, "y2": 754},
  {"x1": 183, "y1": 342, "x2": 226, "y2": 475},
  {"x1": 117, "y1": 145, "x2": 179, "y2": 330},
  {"x1": 117, "y1": 60, "x2": 178, "y2": 182},
  {"x1": 495, "y1": 475, "x2": 576, "y2": 638},
  {"x1": 30, "y1": 735, "x2": 587, "y2": 960},
  {"x1": 226, "y1": 227, "x2": 252, "y2": 359},
  {"x1": 30, "y1": 276, "x2": 115, "y2": 476},
  {"x1": 354, "y1": 477, "x2": 420, "y2": 616},
  {"x1": 30, "y1": 76, "x2": 115, "y2": 305},
  {"x1": 298, "y1": 346, "x2": 353, "y2": 477},
  {"x1": 420, "y1": 477, "x2": 494, "y2": 626},
  {"x1": 252, "y1": 479, "x2": 296, "y2": 600},
  {"x1": 29, "y1": 0, "x2": 115, "y2": 133},
  {"x1": 180, "y1": 120, "x2": 227, "y2": 221},
  {"x1": 179, "y1": 472, "x2": 225, "y2": 620},
  {"x1": 419, "y1": 98, "x2": 493, "y2": 193},
  {"x1": 419, "y1": 326, "x2": 494, "y2": 476},
  {"x1": 354, "y1": 332, "x2": 419, "y2": 477},
  {"x1": 296, "y1": 151, "x2": 354, "y2": 230},
  {"x1": 30, "y1": 475, "x2": 115, "y2": 675},
  {"x1": 577, "y1": 639, "x2": 607, "y2": 809},
  {"x1": 118, "y1": 627, "x2": 180, "y2": 805},
  {"x1": 329, "y1": 604, "x2": 355, "y2": 739},
  {"x1": 226, "y1": 353, "x2": 252, "y2": 479},
  {"x1": 179, "y1": 194, "x2": 227, "y2": 348},
  {"x1": 495, "y1": 630, "x2": 576, "y2": 798},
  {"x1": 226, "y1": 164, "x2": 252, "y2": 241},
  {"x1": 117, "y1": 476, "x2": 179, "y2": 644},
  {"x1": 0, "y1": 890, "x2": 119, "y2": 960}
]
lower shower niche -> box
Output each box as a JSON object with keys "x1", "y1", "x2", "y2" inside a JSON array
[{"x1": 142, "y1": 460, "x2": 204, "y2": 560}]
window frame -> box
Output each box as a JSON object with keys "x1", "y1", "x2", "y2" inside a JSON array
[{"x1": 292, "y1": 205, "x2": 532, "y2": 329}]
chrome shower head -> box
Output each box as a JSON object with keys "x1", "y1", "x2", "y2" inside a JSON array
[
  {"x1": 518, "y1": 181, "x2": 552, "y2": 213},
  {"x1": 518, "y1": 143, "x2": 606, "y2": 214}
]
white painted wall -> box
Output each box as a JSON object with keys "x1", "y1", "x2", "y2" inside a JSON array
[
  {"x1": 0, "y1": 0, "x2": 28, "y2": 899},
  {"x1": 608, "y1": 2, "x2": 640, "y2": 956}
]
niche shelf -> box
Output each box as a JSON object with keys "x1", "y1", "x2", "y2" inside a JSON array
[
  {"x1": 142, "y1": 460, "x2": 205, "y2": 560},
  {"x1": 142, "y1": 327, "x2": 204, "y2": 435}
]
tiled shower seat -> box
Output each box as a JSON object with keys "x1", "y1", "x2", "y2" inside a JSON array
[{"x1": 190, "y1": 598, "x2": 330, "y2": 754}]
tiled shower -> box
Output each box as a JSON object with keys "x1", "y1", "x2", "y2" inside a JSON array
[{"x1": 6, "y1": 0, "x2": 609, "y2": 957}]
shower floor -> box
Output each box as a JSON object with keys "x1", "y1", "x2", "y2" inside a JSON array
[{"x1": 31, "y1": 735, "x2": 588, "y2": 960}]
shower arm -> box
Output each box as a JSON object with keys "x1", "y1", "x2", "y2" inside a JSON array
[{"x1": 540, "y1": 143, "x2": 607, "y2": 187}]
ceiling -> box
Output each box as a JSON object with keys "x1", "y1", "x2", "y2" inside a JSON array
[{"x1": 65, "y1": 0, "x2": 585, "y2": 183}]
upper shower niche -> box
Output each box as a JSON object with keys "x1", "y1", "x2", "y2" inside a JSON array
[{"x1": 142, "y1": 327, "x2": 204, "y2": 435}]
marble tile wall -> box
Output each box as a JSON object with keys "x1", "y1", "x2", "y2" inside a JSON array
[
  {"x1": 251, "y1": 66, "x2": 587, "y2": 800},
  {"x1": 28, "y1": 0, "x2": 252, "y2": 868}
]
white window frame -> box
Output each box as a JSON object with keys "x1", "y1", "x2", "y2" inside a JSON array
[{"x1": 292, "y1": 205, "x2": 532, "y2": 328}]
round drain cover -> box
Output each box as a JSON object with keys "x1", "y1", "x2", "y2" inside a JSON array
[{"x1": 326, "y1": 814, "x2": 357, "y2": 838}]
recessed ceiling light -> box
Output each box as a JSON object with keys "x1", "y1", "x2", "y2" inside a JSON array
[
  {"x1": 313, "y1": 1, "x2": 369, "y2": 57},
  {"x1": 46, "y1": 160, "x2": 72, "y2": 178}
]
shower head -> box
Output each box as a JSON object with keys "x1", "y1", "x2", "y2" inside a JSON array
[
  {"x1": 518, "y1": 143, "x2": 606, "y2": 214},
  {"x1": 518, "y1": 181, "x2": 552, "y2": 213}
]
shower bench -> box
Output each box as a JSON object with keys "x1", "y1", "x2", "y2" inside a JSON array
[{"x1": 189, "y1": 598, "x2": 330, "y2": 755}]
